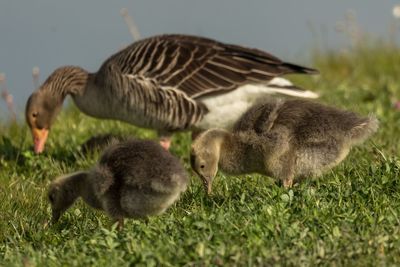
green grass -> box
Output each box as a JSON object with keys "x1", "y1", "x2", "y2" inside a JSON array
[{"x1": 1, "y1": 44, "x2": 400, "y2": 266}]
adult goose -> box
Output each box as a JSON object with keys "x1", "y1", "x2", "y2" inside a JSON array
[{"x1": 26, "y1": 34, "x2": 319, "y2": 153}]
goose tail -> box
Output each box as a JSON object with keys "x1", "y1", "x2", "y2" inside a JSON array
[{"x1": 281, "y1": 62, "x2": 320, "y2": 75}]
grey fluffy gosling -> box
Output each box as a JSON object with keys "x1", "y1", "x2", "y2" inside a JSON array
[
  {"x1": 48, "y1": 139, "x2": 188, "y2": 229},
  {"x1": 191, "y1": 99, "x2": 378, "y2": 192}
]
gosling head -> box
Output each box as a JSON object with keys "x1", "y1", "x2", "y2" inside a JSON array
[
  {"x1": 48, "y1": 173, "x2": 83, "y2": 223},
  {"x1": 190, "y1": 129, "x2": 226, "y2": 194}
]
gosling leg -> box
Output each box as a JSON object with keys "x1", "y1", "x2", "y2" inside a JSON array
[
  {"x1": 283, "y1": 178, "x2": 294, "y2": 188},
  {"x1": 117, "y1": 218, "x2": 124, "y2": 231},
  {"x1": 277, "y1": 152, "x2": 296, "y2": 189}
]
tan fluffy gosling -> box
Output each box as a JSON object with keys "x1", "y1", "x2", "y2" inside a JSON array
[
  {"x1": 190, "y1": 99, "x2": 378, "y2": 193},
  {"x1": 48, "y1": 139, "x2": 188, "y2": 229}
]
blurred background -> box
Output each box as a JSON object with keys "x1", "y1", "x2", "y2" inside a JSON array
[{"x1": 0, "y1": 0, "x2": 399, "y2": 119}]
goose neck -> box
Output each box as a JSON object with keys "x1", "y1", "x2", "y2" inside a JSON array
[{"x1": 40, "y1": 66, "x2": 90, "y2": 100}]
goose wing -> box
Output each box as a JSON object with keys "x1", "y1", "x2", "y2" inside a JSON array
[
  {"x1": 98, "y1": 34, "x2": 318, "y2": 99},
  {"x1": 95, "y1": 62, "x2": 206, "y2": 131}
]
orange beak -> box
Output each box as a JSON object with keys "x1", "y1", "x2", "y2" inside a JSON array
[{"x1": 31, "y1": 128, "x2": 49, "y2": 154}]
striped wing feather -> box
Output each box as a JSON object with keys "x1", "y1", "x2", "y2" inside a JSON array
[
  {"x1": 98, "y1": 34, "x2": 318, "y2": 99},
  {"x1": 95, "y1": 63, "x2": 206, "y2": 131}
]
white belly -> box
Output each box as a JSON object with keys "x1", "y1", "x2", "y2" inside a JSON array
[{"x1": 195, "y1": 78, "x2": 318, "y2": 130}]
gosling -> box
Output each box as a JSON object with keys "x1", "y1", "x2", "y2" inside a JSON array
[
  {"x1": 48, "y1": 139, "x2": 189, "y2": 229},
  {"x1": 190, "y1": 99, "x2": 378, "y2": 192}
]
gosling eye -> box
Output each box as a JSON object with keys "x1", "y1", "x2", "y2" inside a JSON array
[
  {"x1": 200, "y1": 164, "x2": 205, "y2": 169},
  {"x1": 48, "y1": 194, "x2": 54, "y2": 203},
  {"x1": 32, "y1": 112, "x2": 38, "y2": 118}
]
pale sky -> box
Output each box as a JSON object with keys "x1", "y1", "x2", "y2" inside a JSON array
[{"x1": 0, "y1": 0, "x2": 397, "y2": 118}]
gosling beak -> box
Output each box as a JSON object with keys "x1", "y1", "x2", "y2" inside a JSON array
[
  {"x1": 207, "y1": 183, "x2": 212, "y2": 195},
  {"x1": 31, "y1": 128, "x2": 49, "y2": 154},
  {"x1": 202, "y1": 178, "x2": 212, "y2": 195},
  {"x1": 51, "y1": 210, "x2": 60, "y2": 223}
]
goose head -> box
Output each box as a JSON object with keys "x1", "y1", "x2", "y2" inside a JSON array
[
  {"x1": 25, "y1": 66, "x2": 89, "y2": 153},
  {"x1": 190, "y1": 129, "x2": 227, "y2": 194},
  {"x1": 26, "y1": 90, "x2": 62, "y2": 153}
]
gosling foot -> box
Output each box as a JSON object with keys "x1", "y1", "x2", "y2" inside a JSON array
[{"x1": 283, "y1": 178, "x2": 293, "y2": 189}]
